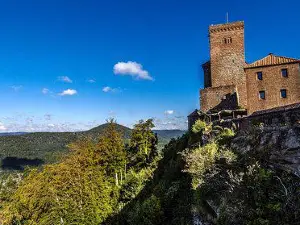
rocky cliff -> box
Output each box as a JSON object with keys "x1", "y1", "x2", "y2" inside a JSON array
[{"x1": 232, "y1": 124, "x2": 300, "y2": 177}]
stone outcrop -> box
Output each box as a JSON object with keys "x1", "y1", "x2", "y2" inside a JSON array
[{"x1": 231, "y1": 124, "x2": 300, "y2": 177}]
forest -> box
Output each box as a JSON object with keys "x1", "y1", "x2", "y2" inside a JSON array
[{"x1": 0, "y1": 119, "x2": 299, "y2": 225}]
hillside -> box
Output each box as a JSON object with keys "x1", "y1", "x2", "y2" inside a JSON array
[
  {"x1": 108, "y1": 123, "x2": 300, "y2": 225},
  {"x1": 0, "y1": 124, "x2": 185, "y2": 171}
]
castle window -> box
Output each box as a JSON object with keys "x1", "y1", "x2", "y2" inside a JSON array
[
  {"x1": 280, "y1": 89, "x2": 287, "y2": 98},
  {"x1": 257, "y1": 72, "x2": 263, "y2": 80},
  {"x1": 281, "y1": 69, "x2": 288, "y2": 78},
  {"x1": 259, "y1": 91, "x2": 265, "y2": 100},
  {"x1": 224, "y1": 37, "x2": 232, "y2": 44}
]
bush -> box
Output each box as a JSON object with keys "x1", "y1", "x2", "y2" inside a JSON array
[{"x1": 128, "y1": 195, "x2": 163, "y2": 225}]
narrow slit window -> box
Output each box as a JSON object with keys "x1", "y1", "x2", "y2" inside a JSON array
[
  {"x1": 281, "y1": 69, "x2": 288, "y2": 78},
  {"x1": 259, "y1": 91, "x2": 265, "y2": 100},
  {"x1": 280, "y1": 89, "x2": 287, "y2": 98},
  {"x1": 257, "y1": 72, "x2": 263, "y2": 80}
]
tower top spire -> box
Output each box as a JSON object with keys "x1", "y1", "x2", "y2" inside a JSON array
[{"x1": 226, "y1": 12, "x2": 229, "y2": 23}]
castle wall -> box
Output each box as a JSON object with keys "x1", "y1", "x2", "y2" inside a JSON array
[
  {"x1": 200, "y1": 85, "x2": 237, "y2": 112},
  {"x1": 246, "y1": 63, "x2": 300, "y2": 114},
  {"x1": 197, "y1": 20, "x2": 299, "y2": 117},
  {"x1": 200, "y1": 21, "x2": 248, "y2": 110},
  {"x1": 209, "y1": 22, "x2": 245, "y2": 88},
  {"x1": 202, "y1": 61, "x2": 211, "y2": 88}
]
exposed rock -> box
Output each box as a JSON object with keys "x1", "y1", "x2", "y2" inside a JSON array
[
  {"x1": 282, "y1": 129, "x2": 300, "y2": 149},
  {"x1": 232, "y1": 125, "x2": 300, "y2": 176}
]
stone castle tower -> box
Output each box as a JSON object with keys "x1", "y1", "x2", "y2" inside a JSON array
[
  {"x1": 188, "y1": 20, "x2": 300, "y2": 129},
  {"x1": 200, "y1": 21, "x2": 247, "y2": 112}
]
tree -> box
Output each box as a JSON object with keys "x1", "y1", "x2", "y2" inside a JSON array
[
  {"x1": 128, "y1": 119, "x2": 158, "y2": 166},
  {"x1": 1, "y1": 120, "x2": 127, "y2": 225}
]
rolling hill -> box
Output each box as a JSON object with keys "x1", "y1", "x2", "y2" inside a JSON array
[{"x1": 0, "y1": 124, "x2": 186, "y2": 171}]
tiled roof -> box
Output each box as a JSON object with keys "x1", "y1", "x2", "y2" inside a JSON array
[{"x1": 245, "y1": 53, "x2": 300, "y2": 69}]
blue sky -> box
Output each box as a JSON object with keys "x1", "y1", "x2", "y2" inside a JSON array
[{"x1": 0, "y1": 0, "x2": 299, "y2": 132}]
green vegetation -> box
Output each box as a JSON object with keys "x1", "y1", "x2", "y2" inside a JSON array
[
  {"x1": 0, "y1": 119, "x2": 299, "y2": 225},
  {"x1": 0, "y1": 124, "x2": 185, "y2": 171},
  {"x1": 107, "y1": 120, "x2": 300, "y2": 225},
  {"x1": 0, "y1": 119, "x2": 161, "y2": 224}
]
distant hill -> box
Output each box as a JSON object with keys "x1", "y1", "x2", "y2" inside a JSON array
[
  {"x1": 0, "y1": 132, "x2": 28, "y2": 136},
  {"x1": 85, "y1": 123, "x2": 132, "y2": 139},
  {"x1": 153, "y1": 129, "x2": 186, "y2": 139},
  {"x1": 0, "y1": 123, "x2": 186, "y2": 171}
]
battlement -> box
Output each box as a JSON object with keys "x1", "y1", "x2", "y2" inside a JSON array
[{"x1": 209, "y1": 21, "x2": 244, "y2": 34}]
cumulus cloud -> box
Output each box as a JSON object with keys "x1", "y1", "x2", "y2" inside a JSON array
[
  {"x1": 1, "y1": 113, "x2": 103, "y2": 132},
  {"x1": 113, "y1": 61, "x2": 153, "y2": 81},
  {"x1": 87, "y1": 79, "x2": 96, "y2": 83},
  {"x1": 102, "y1": 86, "x2": 120, "y2": 93},
  {"x1": 42, "y1": 88, "x2": 49, "y2": 94},
  {"x1": 58, "y1": 76, "x2": 73, "y2": 83},
  {"x1": 59, "y1": 89, "x2": 77, "y2": 96},
  {"x1": 154, "y1": 117, "x2": 187, "y2": 130},
  {"x1": 11, "y1": 85, "x2": 22, "y2": 92},
  {"x1": 0, "y1": 122, "x2": 6, "y2": 131},
  {"x1": 164, "y1": 110, "x2": 174, "y2": 115},
  {"x1": 153, "y1": 111, "x2": 187, "y2": 130}
]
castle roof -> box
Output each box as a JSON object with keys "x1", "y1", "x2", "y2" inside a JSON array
[{"x1": 245, "y1": 53, "x2": 300, "y2": 69}]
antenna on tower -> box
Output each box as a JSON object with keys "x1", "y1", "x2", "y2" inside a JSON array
[{"x1": 226, "y1": 12, "x2": 229, "y2": 23}]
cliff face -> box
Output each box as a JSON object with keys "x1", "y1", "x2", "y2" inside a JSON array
[
  {"x1": 232, "y1": 124, "x2": 300, "y2": 177},
  {"x1": 190, "y1": 124, "x2": 300, "y2": 225}
]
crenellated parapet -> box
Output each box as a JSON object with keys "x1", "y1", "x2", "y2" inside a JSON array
[{"x1": 209, "y1": 21, "x2": 244, "y2": 33}]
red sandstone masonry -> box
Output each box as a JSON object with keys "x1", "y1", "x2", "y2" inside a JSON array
[
  {"x1": 200, "y1": 85, "x2": 237, "y2": 112},
  {"x1": 199, "y1": 21, "x2": 299, "y2": 115},
  {"x1": 245, "y1": 63, "x2": 300, "y2": 114},
  {"x1": 200, "y1": 21, "x2": 247, "y2": 111}
]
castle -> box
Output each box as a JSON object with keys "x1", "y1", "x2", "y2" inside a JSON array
[{"x1": 188, "y1": 21, "x2": 300, "y2": 129}]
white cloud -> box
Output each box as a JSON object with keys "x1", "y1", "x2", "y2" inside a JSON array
[
  {"x1": 153, "y1": 117, "x2": 187, "y2": 130},
  {"x1": 102, "y1": 86, "x2": 120, "y2": 93},
  {"x1": 11, "y1": 85, "x2": 22, "y2": 92},
  {"x1": 0, "y1": 122, "x2": 6, "y2": 131},
  {"x1": 0, "y1": 114, "x2": 100, "y2": 132},
  {"x1": 102, "y1": 86, "x2": 112, "y2": 93},
  {"x1": 87, "y1": 79, "x2": 96, "y2": 83},
  {"x1": 59, "y1": 89, "x2": 77, "y2": 96},
  {"x1": 58, "y1": 76, "x2": 73, "y2": 83},
  {"x1": 113, "y1": 61, "x2": 153, "y2": 81},
  {"x1": 42, "y1": 88, "x2": 49, "y2": 94},
  {"x1": 164, "y1": 110, "x2": 174, "y2": 115},
  {"x1": 44, "y1": 114, "x2": 52, "y2": 121}
]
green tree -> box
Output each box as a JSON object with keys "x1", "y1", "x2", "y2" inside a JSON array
[
  {"x1": 1, "y1": 120, "x2": 126, "y2": 225},
  {"x1": 128, "y1": 195, "x2": 163, "y2": 225},
  {"x1": 129, "y1": 119, "x2": 158, "y2": 166}
]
